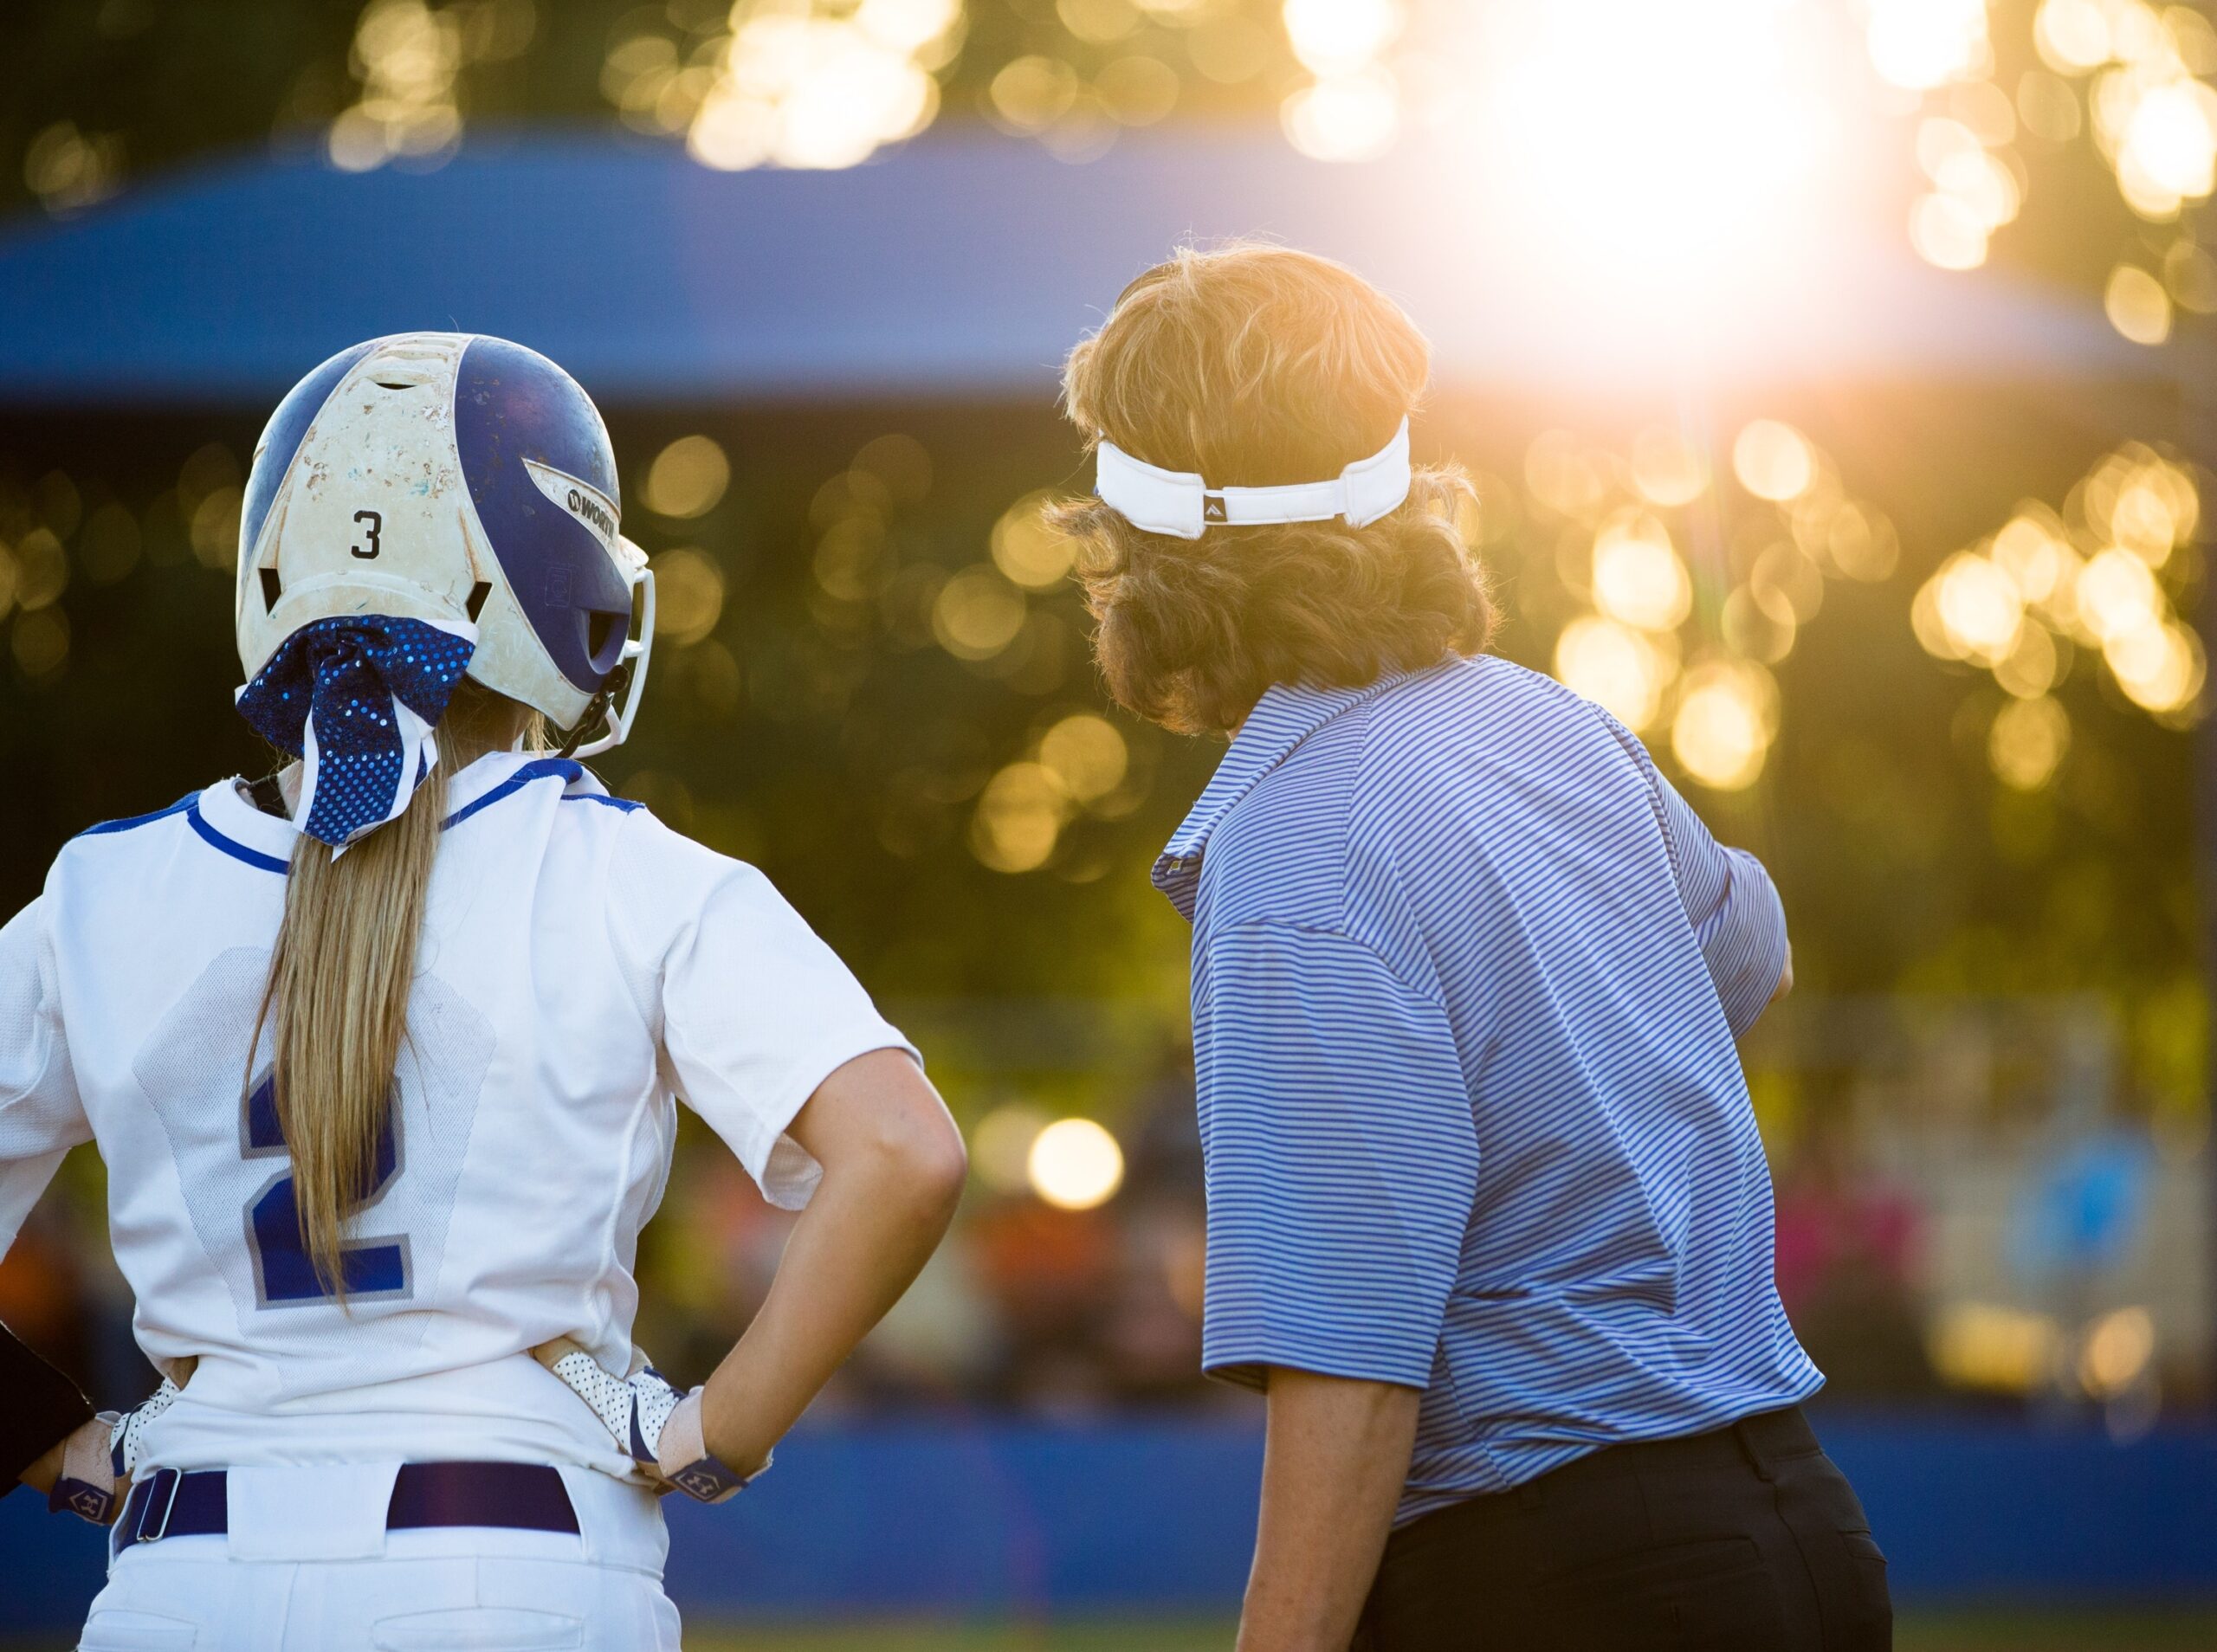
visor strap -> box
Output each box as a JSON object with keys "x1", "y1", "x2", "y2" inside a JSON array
[{"x1": 1095, "y1": 418, "x2": 1412, "y2": 540}]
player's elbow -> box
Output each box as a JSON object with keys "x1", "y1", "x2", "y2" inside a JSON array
[
  {"x1": 910, "y1": 1120, "x2": 969, "y2": 1229},
  {"x1": 889, "y1": 1101, "x2": 967, "y2": 1230},
  {"x1": 810, "y1": 1053, "x2": 967, "y2": 1230}
]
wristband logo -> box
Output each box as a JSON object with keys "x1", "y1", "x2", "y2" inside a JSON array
[
  {"x1": 674, "y1": 1460, "x2": 742, "y2": 1500},
  {"x1": 56, "y1": 1479, "x2": 114, "y2": 1523}
]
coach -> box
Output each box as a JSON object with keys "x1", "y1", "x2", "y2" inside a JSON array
[{"x1": 1052, "y1": 243, "x2": 1892, "y2": 1651}]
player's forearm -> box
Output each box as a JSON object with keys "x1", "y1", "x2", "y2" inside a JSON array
[
  {"x1": 0, "y1": 1319, "x2": 95, "y2": 1495},
  {"x1": 17, "y1": 1437, "x2": 64, "y2": 1496},
  {"x1": 697, "y1": 1051, "x2": 965, "y2": 1473},
  {"x1": 1238, "y1": 1369, "x2": 1419, "y2": 1652}
]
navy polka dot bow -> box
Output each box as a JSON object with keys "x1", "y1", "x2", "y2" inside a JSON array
[{"x1": 236, "y1": 616, "x2": 477, "y2": 849}]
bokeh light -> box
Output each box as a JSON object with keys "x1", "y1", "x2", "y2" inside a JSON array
[
  {"x1": 1932, "y1": 552, "x2": 2026, "y2": 663},
  {"x1": 934, "y1": 566, "x2": 1028, "y2": 660},
  {"x1": 11, "y1": 531, "x2": 69, "y2": 612},
  {"x1": 23, "y1": 121, "x2": 123, "y2": 215},
  {"x1": 1443, "y1": 0, "x2": 1845, "y2": 284},
  {"x1": 682, "y1": 0, "x2": 961, "y2": 171},
  {"x1": 989, "y1": 55, "x2": 1081, "y2": 133},
  {"x1": 2030, "y1": 0, "x2": 2217, "y2": 247},
  {"x1": 1732, "y1": 420, "x2": 1816, "y2": 502},
  {"x1": 643, "y1": 435, "x2": 732, "y2": 519},
  {"x1": 1590, "y1": 511, "x2": 1692, "y2": 633},
  {"x1": 2104, "y1": 262, "x2": 2173, "y2": 342},
  {"x1": 1864, "y1": 0, "x2": 1991, "y2": 92},
  {"x1": 1721, "y1": 584, "x2": 1797, "y2": 666},
  {"x1": 1280, "y1": 66, "x2": 1399, "y2": 161},
  {"x1": 1631, "y1": 426, "x2": 1710, "y2": 507},
  {"x1": 1536, "y1": 417, "x2": 1887, "y2": 791},
  {"x1": 1912, "y1": 443, "x2": 2204, "y2": 724},
  {"x1": 1908, "y1": 113, "x2": 2023, "y2": 271},
  {"x1": 1670, "y1": 659, "x2": 1778, "y2": 791},
  {"x1": 1989, "y1": 694, "x2": 2072, "y2": 790},
  {"x1": 1279, "y1": 0, "x2": 1403, "y2": 162},
  {"x1": 2035, "y1": 0, "x2": 2115, "y2": 75},
  {"x1": 1038, "y1": 713, "x2": 1129, "y2": 805},
  {"x1": 2080, "y1": 1305, "x2": 2157, "y2": 1397},
  {"x1": 1026, "y1": 1117, "x2": 1125, "y2": 1210},
  {"x1": 990, "y1": 492, "x2": 1078, "y2": 589},
  {"x1": 970, "y1": 760, "x2": 1071, "y2": 872},
  {"x1": 10, "y1": 608, "x2": 68, "y2": 679},
  {"x1": 650, "y1": 547, "x2": 726, "y2": 646},
  {"x1": 970, "y1": 1103, "x2": 1048, "y2": 1194},
  {"x1": 1929, "y1": 1301, "x2": 2062, "y2": 1394},
  {"x1": 1526, "y1": 430, "x2": 1610, "y2": 522},
  {"x1": 328, "y1": 0, "x2": 534, "y2": 171},
  {"x1": 1283, "y1": 0, "x2": 1402, "y2": 75},
  {"x1": 1553, "y1": 616, "x2": 1676, "y2": 732}
]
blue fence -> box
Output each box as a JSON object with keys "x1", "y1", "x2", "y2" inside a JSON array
[{"x1": 6, "y1": 1412, "x2": 2215, "y2": 1633}]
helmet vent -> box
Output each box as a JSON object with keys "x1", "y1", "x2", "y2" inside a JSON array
[
  {"x1": 465, "y1": 580, "x2": 492, "y2": 622},
  {"x1": 587, "y1": 610, "x2": 618, "y2": 661},
  {"x1": 258, "y1": 568, "x2": 282, "y2": 613},
  {"x1": 373, "y1": 379, "x2": 421, "y2": 390}
]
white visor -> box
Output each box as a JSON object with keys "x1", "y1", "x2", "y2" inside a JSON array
[{"x1": 1094, "y1": 417, "x2": 1412, "y2": 540}]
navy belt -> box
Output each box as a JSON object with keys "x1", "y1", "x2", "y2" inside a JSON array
[{"x1": 112, "y1": 1462, "x2": 579, "y2": 1555}]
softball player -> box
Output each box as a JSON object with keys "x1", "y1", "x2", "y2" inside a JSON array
[{"x1": 1, "y1": 333, "x2": 966, "y2": 1649}]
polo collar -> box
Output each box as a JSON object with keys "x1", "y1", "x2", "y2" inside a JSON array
[{"x1": 1153, "y1": 669, "x2": 1418, "y2": 920}]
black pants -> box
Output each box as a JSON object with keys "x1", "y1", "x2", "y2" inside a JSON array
[{"x1": 1353, "y1": 1407, "x2": 1891, "y2": 1652}]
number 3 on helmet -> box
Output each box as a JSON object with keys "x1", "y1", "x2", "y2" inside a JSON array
[{"x1": 235, "y1": 332, "x2": 654, "y2": 755}]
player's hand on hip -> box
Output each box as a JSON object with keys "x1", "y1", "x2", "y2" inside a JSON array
[
  {"x1": 48, "y1": 1369, "x2": 189, "y2": 1526},
  {"x1": 532, "y1": 1337, "x2": 761, "y2": 1504},
  {"x1": 44, "y1": 1412, "x2": 124, "y2": 1524}
]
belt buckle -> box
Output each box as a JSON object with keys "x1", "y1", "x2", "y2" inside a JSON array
[{"x1": 134, "y1": 1468, "x2": 182, "y2": 1544}]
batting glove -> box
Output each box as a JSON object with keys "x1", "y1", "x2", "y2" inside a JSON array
[
  {"x1": 532, "y1": 1338, "x2": 764, "y2": 1504},
  {"x1": 48, "y1": 1375, "x2": 184, "y2": 1526}
]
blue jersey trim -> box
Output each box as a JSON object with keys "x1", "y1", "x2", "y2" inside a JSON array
[
  {"x1": 75, "y1": 795, "x2": 197, "y2": 838},
  {"x1": 441, "y1": 757, "x2": 586, "y2": 829},
  {"x1": 81, "y1": 763, "x2": 635, "y2": 875},
  {"x1": 184, "y1": 803, "x2": 291, "y2": 874}
]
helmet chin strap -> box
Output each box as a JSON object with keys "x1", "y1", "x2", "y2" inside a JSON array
[{"x1": 553, "y1": 660, "x2": 630, "y2": 760}]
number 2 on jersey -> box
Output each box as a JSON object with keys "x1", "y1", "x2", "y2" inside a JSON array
[{"x1": 243, "y1": 1071, "x2": 409, "y2": 1304}]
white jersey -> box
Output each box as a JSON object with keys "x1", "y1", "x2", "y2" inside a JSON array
[{"x1": 0, "y1": 750, "x2": 914, "y2": 1481}]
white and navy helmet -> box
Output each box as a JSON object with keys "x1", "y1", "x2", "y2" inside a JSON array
[{"x1": 236, "y1": 332, "x2": 653, "y2": 754}]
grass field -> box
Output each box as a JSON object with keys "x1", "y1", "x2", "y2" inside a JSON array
[
  {"x1": 667, "y1": 1610, "x2": 2217, "y2": 1650},
  {"x1": 17, "y1": 1609, "x2": 2217, "y2": 1649}
]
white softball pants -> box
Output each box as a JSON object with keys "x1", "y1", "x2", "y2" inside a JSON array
[{"x1": 74, "y1": 1463, "x2": 681, "y2": 1651}]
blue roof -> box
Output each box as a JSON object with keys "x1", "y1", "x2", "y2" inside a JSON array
[{"x1": 0, "y1": 128, "x2": 2149, "y2": 407}]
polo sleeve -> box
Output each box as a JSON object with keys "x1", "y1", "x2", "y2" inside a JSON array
[
  {"x1": 607, "y1": 812, "x2": 918, "y2": 1210},
  {"x1": 0, "y1": 896, "x2": 89, "y2": 1261},
  {"x1": 1646, "y1": 771, "x2": 1789, "y2": 1036},
  {"x1": 1192, "y1": 919, "x2": 1478, "y2": 1391}
]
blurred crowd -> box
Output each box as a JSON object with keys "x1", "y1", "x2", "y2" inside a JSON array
[{"x1": 13, "y1": 1036, "x2": 2189, "y2": 1429}]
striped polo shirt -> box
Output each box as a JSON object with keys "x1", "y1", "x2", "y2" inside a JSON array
[{"x1": 1157, "y1": 655, "x2": 1821, "y2": 1526}]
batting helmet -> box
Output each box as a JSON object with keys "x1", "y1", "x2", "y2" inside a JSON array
[{"x1": 236, "y1": 332, "x2": 653, "y2": 755}]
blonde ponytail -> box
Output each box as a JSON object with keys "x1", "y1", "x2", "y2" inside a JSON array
[{"x1": 249, "y1": 681, "x2": 532, "y2": 1299}]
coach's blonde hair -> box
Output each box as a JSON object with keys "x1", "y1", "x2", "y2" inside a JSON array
[
  {"x1": 250, "y1": 680, "x2": 535, "y2": 1298},
  {"x1": 1052, "y1": 242, "x2": 1493, "y2": 733}
]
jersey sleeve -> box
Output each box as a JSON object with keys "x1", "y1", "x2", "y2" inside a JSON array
[
  {"x1": 1596, "y1": 707, "x2": 1789, "y2": 1036},
  {"x1": 0, "y1": 895, "x2": 90, "y2": 1259},
  {"x1": 1192, "y1": 919, "x2": 1479, "y2": 1392},
  {"x1": 606, "y1": 811, "x2": 918, "y2": 1210},
  {"x1": 1645, "y1": 770, "x2": 1789, "y2": 1036}
]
